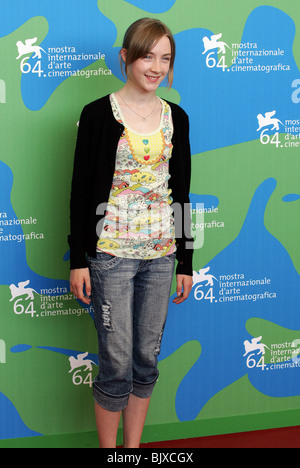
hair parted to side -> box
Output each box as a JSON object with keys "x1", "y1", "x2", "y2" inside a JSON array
[{"x1": 119, "y1": 18, "x2": 176, "y2": 88}]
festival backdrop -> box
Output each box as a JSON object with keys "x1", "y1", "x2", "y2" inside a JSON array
[{"x1": 0, "y1": 0, "x2": 299, "y2": 446}]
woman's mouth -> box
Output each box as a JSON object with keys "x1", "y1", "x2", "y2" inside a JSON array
[{"x1": 145, "y1": 75, "x2": 160, "y2": 83}]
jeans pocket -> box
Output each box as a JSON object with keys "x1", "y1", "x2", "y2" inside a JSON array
[
  {"x1": 164, "y1": 252, "x2": 177, "y2": 263},
  {"x1": 88, "y1": 251, "x2": 122, "y2": 271}
]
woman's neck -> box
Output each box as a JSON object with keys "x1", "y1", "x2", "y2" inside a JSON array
[
  {"x1": 117, "y1": 82, "x2": 157, "y2": 106},
  {"x1": 114, "y1": 83, "x2": 162, "y2": 134}
]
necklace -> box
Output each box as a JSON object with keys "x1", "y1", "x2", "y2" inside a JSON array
[{"x1": 118, "y1": 93, "x2": 158, "y2": 122}]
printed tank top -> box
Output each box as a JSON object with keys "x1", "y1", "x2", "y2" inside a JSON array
[{"x1": 97, "y1": 93, "x2": 176, "y2": 259}]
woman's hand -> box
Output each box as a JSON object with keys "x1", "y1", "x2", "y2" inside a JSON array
[
  {"x1": 70, "y1": 268, "x2": 92, "y2": 305},
  {"x1": 172, "y1": 274, "x2": 193, "y2": 304}
]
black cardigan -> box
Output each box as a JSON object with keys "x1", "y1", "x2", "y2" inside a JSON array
[{"x1": 68, "y1": 94, "x2": 194, "y2": 275}]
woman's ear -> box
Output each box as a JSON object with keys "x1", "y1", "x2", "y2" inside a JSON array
[{"x1": 120, "y1": 48, "x2": 127, "y2": 63}]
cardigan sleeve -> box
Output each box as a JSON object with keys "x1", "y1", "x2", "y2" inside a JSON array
[
  {"x1": 169, "y1": 104, "x2": 194, "y2": 277},
  {"x1": 68, "y1": 105, "x2": 93, "y2": 269},
  {"x1": 176, "y1": 117, "x2": 193, "y2": 276}
]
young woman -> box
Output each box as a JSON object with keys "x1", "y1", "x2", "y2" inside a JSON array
[{"x1": 69, "y1": 18, "x2": 193, "y2": 448}]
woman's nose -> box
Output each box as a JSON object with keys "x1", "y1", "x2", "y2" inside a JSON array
[{"x1": 150, "y1": 59, "x2": 161, "y2": 73}]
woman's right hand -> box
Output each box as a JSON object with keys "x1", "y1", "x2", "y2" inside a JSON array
[{"x1": 70, "y1": 268, "x2": 92, "y2": 305}]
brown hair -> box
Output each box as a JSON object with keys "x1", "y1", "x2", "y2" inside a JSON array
[{"x1": 120, "y1": 18, "x2": 176, "y2": 88}]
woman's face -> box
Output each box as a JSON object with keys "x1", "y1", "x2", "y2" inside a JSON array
[{"x1": 124, "y1": 35, "x2": 172, "y2": 93}]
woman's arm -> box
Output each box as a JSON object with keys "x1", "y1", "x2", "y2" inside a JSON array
[
  {"x1": 70, "y1": 268, "x2": 91, "y2": 305},
  {"x1": 172, "y1": 274, "x2": 193, "y2": 304}
]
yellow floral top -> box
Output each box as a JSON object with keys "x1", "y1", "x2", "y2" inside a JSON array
[{"x1": 97, "y1": 93, "x2": 176, "y2": 259}]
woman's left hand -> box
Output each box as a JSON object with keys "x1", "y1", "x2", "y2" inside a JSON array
[{"x1": 172, "y1": 274, "x2": 193, "y2": 304}]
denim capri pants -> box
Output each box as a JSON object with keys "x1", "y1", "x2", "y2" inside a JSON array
[{"x1": 88, "y1": 251, "x2": 176, "y2": 412}]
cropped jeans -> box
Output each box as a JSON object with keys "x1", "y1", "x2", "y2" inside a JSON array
[{"x1": 88, "y1": 251, "x2": 176, "y2": 412}]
